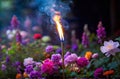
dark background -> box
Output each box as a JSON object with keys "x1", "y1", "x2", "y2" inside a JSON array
[{"x1": 0, "y1": 0, "x2": 120, "y2": 38}]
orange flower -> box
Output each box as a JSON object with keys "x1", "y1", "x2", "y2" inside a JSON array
[
  {"x1": 85, "y1": 51, "x2": 92, "y2": 60},
  {"x1": 103, "y1": 70, "x2": 114, "y2": 76},
  {"x1": 23, "y1": 72, "x2": 29, "y2": 78},
  {"x1": 16, "y1": 73, "x2": 22, "y2": 79}
]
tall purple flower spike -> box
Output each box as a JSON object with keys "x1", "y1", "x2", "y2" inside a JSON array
[
  {"x1": 82, "y1": 32, "x2": 89, "y2": 48},
  {"x1": 96, "y1": 21, "x2": 106, "y2": 43},
  {"x1": 11, "y1": 15, "x2": 20, "y2": 29},
  {"x1": 16, "y1": 31, "x2": 22, "y2": 43}
]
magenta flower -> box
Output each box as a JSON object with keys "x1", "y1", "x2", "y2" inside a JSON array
[
  {"x1": 11, "y1": 15, "x2": 19, "y2": 28},
  {"x1": 41, "y1": 59, "x2": 54, "y2": 74},
  {"x1": 82, "y1": 32, "x2": 89, "y2": 48},
  {"x1": 96, "y1": 21, "x2": 106, "y2": 43},
  {"x1": 94, "y1": 67, "x2": 103, "y2": 78},
  {"x1": 100, "y1": 40, "x2": 120, "y2": 57},
  {"x1": 77, "y1": 57, "x2": 89, "y2": 68}
]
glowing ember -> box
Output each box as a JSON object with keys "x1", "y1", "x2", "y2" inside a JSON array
[{"x1": 53, "y1": 12, "x2": 64, "y2": 41}]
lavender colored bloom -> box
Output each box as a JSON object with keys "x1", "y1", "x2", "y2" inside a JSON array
[
  {"x1": 6, "y1": 56, "x2": 10, "y2": 63},
  {"x1": 45, "y1": 45, "x2": 54, "y2": 53},
  {"x1": 25, "y1": 65, "x2": 33, "y2": 74},
  {"x1": 16, "y1": 31, "x2": 22, "y2": 43},
  {"x1": 56, "y1": 48, "x2": 62, "y2": 54},
  {"x1": 94, "y1": 67, "x2": 103, "y2": 78},
  {"x1": 11, "y1": 15, "x2": 19, "y2": 28},
  {"x1": 51, "y1": 54, "x2": 61, "y2": 63},
  {"x1": 96, "y1": 21, "x2": 106, "y2": 43},
  {"x1": 1, "y1": 64, "x2": 6, "y2": 71},
  {"x1": 82, "y1": 32, "x2": 89, "y2": 48},
  {"x1": 92, "y1": 53, "x2": 99, "y2": 58},
  {"x1": 100, "y1": 40, "x2": 120, "y2": 57},
  {"x1": 64, "y1": 53, "x2": 78, "y2": 65},
  {"x1": 23, "y1": 57, "x2": 34, "y2": 66},
  {"x1": 64, "y1": 51, "x2": 71, "y2": 58},
  {"x1": 30, "y1": 70, "x2": 41, "y2": 79},
  {"x1": 77, "y1": 57, "x2": 89, "y2": 68},
  {"x1": 72, "y1": 43, "x2": 78, "y2": 51}
]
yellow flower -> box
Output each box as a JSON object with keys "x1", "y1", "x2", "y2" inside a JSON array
[{"x1": 85, "y1": 51, "x2": 92, "y2": 60}]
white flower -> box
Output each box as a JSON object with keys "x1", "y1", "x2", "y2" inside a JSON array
[
  {"x1": 6, "y1": 29, "x2": 17, "y2": 40},
  {"x1": 23, "y1": 57, "x2": 34, "y2": 66},
  {"x1": 100, "y1": 40, "x2": 120, "y2": 57}
]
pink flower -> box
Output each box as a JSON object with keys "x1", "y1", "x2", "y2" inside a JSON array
[
  {"x1": 41, "y1": 59, "x2": 54, "y2": 74},
  {"x1": 100, "y1": 40, "x2": 120, "y2": 57}
]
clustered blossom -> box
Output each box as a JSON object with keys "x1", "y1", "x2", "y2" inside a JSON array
[
  {"x1": 45, "y1": 45, "x2": 54, "y2": 53},
  {"x1": 96, "y1": 21, "x2": 106, "y2": 43},
  {"x1": 64, "y1": 53, "x2": 78, "y2": 65},
  {"x1": 82, "y1": 32, "x2": 89, "y2": 48},
  {"x1": 41, "y1": 59, "x2": 54, "y2": 74},
  {"x1": 77, "y1": 57, "x2": 89, "y2": 68},
  {"x1": 29, "y1": 70, "x2": 41, "y2": 78},
  {"x1": 100, "y1": 40, "x2": 120, "y2": 57},
  {"x1": 51, "y1": 54, "x2": 61, "y2": 64},
  {"x1": 64, "y1": 51, "x2": 71, "y2": 58},
  {"x1": 23, "y1": 57, "x2": 34, "y2": 66},
  {"x1": 25, "y1": 65, "x2": 33, "y2": 74},
  {"x1": 94, "y1": 67, "x2": 103, "y2": 78}
]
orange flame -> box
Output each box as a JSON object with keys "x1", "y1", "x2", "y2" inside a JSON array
[{"x1": 53, "y1": 13, "x2": 64, "y2": 41}]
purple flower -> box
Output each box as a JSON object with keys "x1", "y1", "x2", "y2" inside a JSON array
[
  {"x1": 96, "y1": 21, "x2": 106, "y2": 43},
  {"x1": 16, "y1": 31, "x2": 22, "y2": 43},
  {"x1": 1, "y1": 64, "x2": 6, "y2": 71},
  {"x1": 6, "y1": 56, "x2": 10, "y2": 63},
  {"x1": 45, "y1": 45, "x2": 54, "y2": 53},
  {"x1": 82, "y1": 32, "x2": 89, "y2": 48},
  {"x1": 94, "y1": 67, "x2": 103, "y2": 78},
  {"x1": 51, "y1": 54, "x2": 61, "y2": 64},
  {"x1": 41, "y1": 59, "x2": 54, "y2": 74},
  {"x1": 23, "y1": 57, "x2": 34, "y2": 66},
  {"x1": 64, "y1": 51, "x2": 71, "y2": 58},
  {"x1": 13, "y1": 61, "x2": 21, "y2": 67},
  {"x1": 64, "y1": 53, "x2": 78, "y2": 65},
  {"x1": 11, "y1": 15, "x2": 19, "y2": 28},
  {"x1": 25, "y1": 65, "x2": 33, "y2": 74},
  {"x1": 77, "y1": 57, "x2": 89, "y2": 68},
  {"x1": 72, "y1": 43, "x2": 78, "y2": 51},
  {"x1": 100, "y1": 40, "x2": 120, "y2": 57},
  {"x1": 30, "y1": 70, "x2": 41, "y2": 79},
  {"x1": 56, "y1": 48, "x2": 62, "y2": 54}
]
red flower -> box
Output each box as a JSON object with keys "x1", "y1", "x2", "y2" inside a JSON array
[{"x1": 33, "y1": 33, "x2": 42, "y2": 40}]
